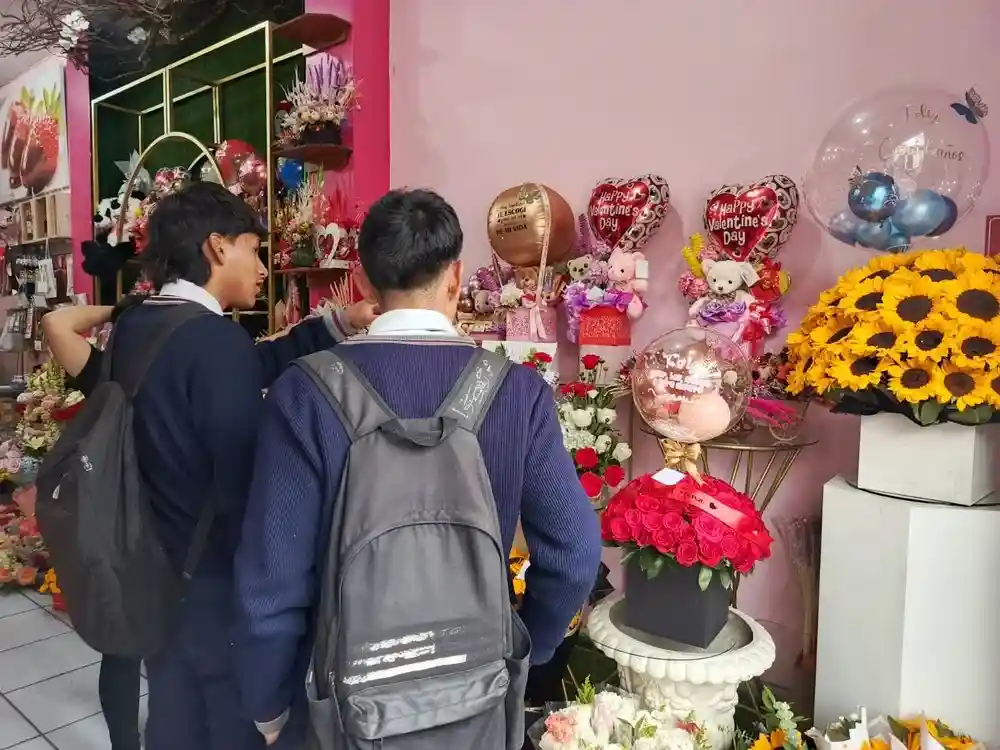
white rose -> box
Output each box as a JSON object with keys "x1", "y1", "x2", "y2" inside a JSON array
[
  {"x1": 597, "y1": 408, "x2": 617, "y2": 425},
  {"x1": 595, "y1": 435, "x2": 612, "y2": 454},
  {"x1": 612, "y1": 443, "x2": 632, "y2": 462},
  {"x1": 571, "y1": 409, "x2": 593, "y2": 428},
  {"x1": 587, "y1": 389, "x2": 599, "y2": 399}
]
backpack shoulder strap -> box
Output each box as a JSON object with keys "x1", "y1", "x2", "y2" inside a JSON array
[
  {"x1": 434, "y1": 349, "x2": 511, "y2": 433},
  {"x1": 102, "y1": 301, "x2": 211, "y2": 397},
  {"x1": 294, "y1": 350, "x2": 396, "y2": 442}
]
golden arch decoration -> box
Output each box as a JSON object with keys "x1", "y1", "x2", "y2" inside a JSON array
[{"x1": 114, "y1": 131, "x2": 225, "y2": 244}]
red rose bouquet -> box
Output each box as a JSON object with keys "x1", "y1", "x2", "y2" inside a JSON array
[{"x1": 601, "y1": 472, "x2": 773, "y2": 590}]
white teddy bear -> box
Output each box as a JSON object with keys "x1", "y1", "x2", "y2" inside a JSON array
[{"x1": 688, "y1": 258, "x2": 759, "y2": 319}]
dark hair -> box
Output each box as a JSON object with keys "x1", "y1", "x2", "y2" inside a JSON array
[
  {"x1": 357, "y1": 189, "x2": 463, "y2": 292},
  {"x1": 141, "y1": 182, "x2": 265, "y2": 289}
]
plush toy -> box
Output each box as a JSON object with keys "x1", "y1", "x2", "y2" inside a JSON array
[
  {"x1": 566, "y1": 254, "x2": 594, "y2": 281},
  {"x1": 473, "y1": 290, "x2": 499, "y2": 314},
  {"x1": 513, "y1": 267, "x2": 539, "y2": 305},
  {"x1": 606, "y1": 247, "x2": 648, "y2": 319},
  {"x1": 688, "y1": 258, "x2": 759, "y2": 319}
]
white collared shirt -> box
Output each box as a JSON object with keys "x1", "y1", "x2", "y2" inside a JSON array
[
  {"x1": 367, "y1": 309, "x2": 458, "y2": 337},
  {"x1": 158, "y1": 279, "x2": 224, "y2": 316}
]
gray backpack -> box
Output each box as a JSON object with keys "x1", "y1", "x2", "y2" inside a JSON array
[{"x1": 297, "y1": 347, "x2": 531, "y2": 750}]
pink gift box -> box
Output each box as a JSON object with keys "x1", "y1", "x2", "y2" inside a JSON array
[{"x1": 505, "y1": 307, "x2": 557, "y2": 342}]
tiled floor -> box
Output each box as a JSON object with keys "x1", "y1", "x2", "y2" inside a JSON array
[{"x1": 0, "y1": 589, "x2": 147, "y2": 749}]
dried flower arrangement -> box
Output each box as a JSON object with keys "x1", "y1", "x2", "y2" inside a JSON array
[
  {"x1": 276, "y1": 54, "x2": 359, "y2": 148},
  {"x1": 274, "y1": 173, "x2": 330, "y2": 269}
]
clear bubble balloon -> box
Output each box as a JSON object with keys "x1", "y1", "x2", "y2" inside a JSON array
[
  {"x1": 804, "y1": 86, "x2": 990, "y2": 247},
  {"x1": 632, "y1": 327, "x2": 751, "y2": 443}
]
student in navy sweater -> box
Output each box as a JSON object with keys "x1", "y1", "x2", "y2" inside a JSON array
[
  {"x1": 234, "y1": 188, "x2": 602, "y2": 747},
  {"x1": 42, "y1": 183, "x2": 376, "y2": 750}
]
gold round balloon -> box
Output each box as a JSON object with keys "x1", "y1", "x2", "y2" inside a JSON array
[{"x1": 487, "y1": 183, "x2": 575, "y2": 268}]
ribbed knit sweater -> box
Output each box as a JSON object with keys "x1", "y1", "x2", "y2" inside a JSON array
[{"x1": 234, "y1": 337, "x2": 602, "y2": 724}]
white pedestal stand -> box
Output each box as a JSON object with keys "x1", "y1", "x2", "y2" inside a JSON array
[
  {"x1": 815, "y1": 477, "x2": 1000, "y2": 748},
  {"x1": 587, "y1": 596, "x2": 776, "y2": 750}
]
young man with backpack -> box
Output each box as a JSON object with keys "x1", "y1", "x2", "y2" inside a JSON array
[
  {"x1": 234, "y1": 188, "x2": 602, "y2": 749},
  {"x1": 36, "y1": 183, "x2": 377, "y2": 750}
]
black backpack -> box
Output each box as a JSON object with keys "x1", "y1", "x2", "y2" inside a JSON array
[
  {"x1": 297, "y1": 347, "x2": 532, "y2": 750},
  {"x1": 35, "y1": 302, "x2": 215, "y2": 657}
]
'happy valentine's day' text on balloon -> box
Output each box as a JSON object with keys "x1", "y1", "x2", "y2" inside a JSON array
[
  {"x1": 703, "y1": 175, "x2": 799, "y2": 264},
  {"x1": 587, "y1": 175, "x2": 670, "y2": 253}
]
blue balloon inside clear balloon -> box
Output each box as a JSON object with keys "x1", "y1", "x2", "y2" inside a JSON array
[
  {"x1": 277, "y1": 158, "x2": 305, "y2": 191},
  {"x1": 892, "y1": 190, "x2": 949, "y2": 237},
  {"x1": 927, "y1": 195, "x2": 959, "y2": 237},
  {"x1": 829, "y1": 209, "x2": 865, "y2": 245},
  {"x1": 856, "y1": 219, "x2": 910, "y2": 253},
  {"x1": 848, "y1": 171, "x2": 900, "y2": 223}
]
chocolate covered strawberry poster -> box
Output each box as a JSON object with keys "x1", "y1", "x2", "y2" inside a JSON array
[{"x1": 0, "y1": 58, "x2": 68, "y2": 203}]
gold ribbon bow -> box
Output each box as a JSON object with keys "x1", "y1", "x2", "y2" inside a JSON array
[{"x1": 659, "y1": 439, "x2": 703, "y2": 483}]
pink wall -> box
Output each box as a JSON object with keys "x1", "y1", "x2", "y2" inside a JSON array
[
  {"x1": 65, "y1": 63, "x2": 92, "y2": 296},
  {"x1": 389, "y1": 0, "x2": 1000, "y2": 652}
]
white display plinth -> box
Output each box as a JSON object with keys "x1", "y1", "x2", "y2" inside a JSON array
[
  {"x1": 587, "y1": 596, "x2": 775, "y2": 750},
  {"x1": 815, "y1": 477, "x2": 1000, "y2": 747},
  {"x1": 857, "y1": 413, "x2": 998, "y2": 505}
]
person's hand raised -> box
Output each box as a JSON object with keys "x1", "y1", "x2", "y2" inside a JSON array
[{"x1": 345, "y1": 299, "x2": 380, "y2": 331}]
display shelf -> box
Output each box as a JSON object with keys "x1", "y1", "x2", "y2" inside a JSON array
[
  {"x1": 274, "y1": 262, "x2": 352, "y2": 276},
  {"x1": 274, "y1": 143, "x2": 353, "y2": 171},
  {"x1": 5, "y1": 191, "x2": 71, "y2": 245},
  {"x1": 273, "y1": 13, "x2": 351, "y2": 50}
]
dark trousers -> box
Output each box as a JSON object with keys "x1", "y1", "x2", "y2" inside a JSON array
[
  {"x1": 144, "y1": 575, "x2": 264, "y2": 750},
  {"x1": 99, "y1": 654, "x2": 142, "y2": 750}
]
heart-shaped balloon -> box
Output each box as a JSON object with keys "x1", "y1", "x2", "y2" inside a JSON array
[
  {"x1": 588, "y1": 174, "x2": 670, "y2": 253},
  {"x1": 703, "y1": 174, "x2": 799, "y2": 263}
]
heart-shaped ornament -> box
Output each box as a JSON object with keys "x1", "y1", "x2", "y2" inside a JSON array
[
  {"x1": 314, "y1": 223, "x2": 345, "y2": 258},
  {"x1": 588, "y1": 174, "x2": 670, "y2": 253},
  {"x1": 703, "y1": 174, "x2": 799, "y2": 263}
]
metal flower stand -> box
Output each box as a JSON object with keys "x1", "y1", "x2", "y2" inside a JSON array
[{"x1": 587, "y1": 596, "x2": 775, "y2": 750}]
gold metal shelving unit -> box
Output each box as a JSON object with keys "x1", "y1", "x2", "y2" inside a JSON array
[{"x1": 89, "y1": 13, "x2": 353, "y2": 333}]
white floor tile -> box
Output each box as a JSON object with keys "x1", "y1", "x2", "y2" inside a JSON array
[
  {"x1": 0, "y1": 633, "x2": 100, "y2": 693},
  {"x1": 0, "y1": 696, "x2": 37, "y2": 749},
  {"x1": 6, "y1": 739, "x2": 52, "y2": 749},
  {"x1": 0, "y1": 610, "x2": 70, "y2": 654},
  {"x1": 7, "y1": 665, "x2": 102, "y2": 733},
  {"x1": 17, "y1": 590, "x2": 52, "y2": 609},
  {"x1": 0, "y1": 593, "x2": 35, "y2": 620},
  {"x1": 45, "y1": 695, "x2": 147, "y2": 750}
]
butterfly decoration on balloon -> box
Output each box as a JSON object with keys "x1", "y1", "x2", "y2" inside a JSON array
[{"x1": 804, "y1": 86, "x2": 991, "y2": 253}]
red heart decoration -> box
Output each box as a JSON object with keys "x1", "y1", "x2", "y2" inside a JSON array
[
  {"x1": 704, "y1": 174, "x2": 799, "y2": 263},
  {"x1": 588, "y1": 174, "x2": 670, "y2": 253}
]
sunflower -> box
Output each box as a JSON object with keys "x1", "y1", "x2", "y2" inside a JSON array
[
  {"x1": 880, "y1": 273, "x2": 946, "y2": 329},
  {"x1": 807, "y1": 315, "x2": 856, "y2": 349},
  {"x1": 861, "y1": 251, "x2": 917, "y2": 278},
  {"x1": 886, "y1": 358, "x2": 946, "y2": 404},
  {"x1": 941, "y1": 269, "x2": 1000, "y2": 325},
  {"x1": 750, "y1": 731, "x2": 787, "y2": 750},
  {"x1": 896, "y1": 314, "x2": 952, "y2": 361},
  {"x1": 848, "y1": 320, "x2": 900, "y2": 354},
  {"x1": 838, "y1": 275, "x2": 886, "y2": 317},
  {"x1": 982, "y1": 371, "x2": 1000, "y2": 409},
  {"x1": 828, "y1": 352, "x2": 888, "y2": 391},
  {"x1": 803, "y1": 353, "x2": 837, "y2": 394},
  {"x1": 911, "y1": 249, "x2": 969, "y2": 283},
  {"x1": 948, "y1": 319, "x2": 1000, "y2": 368},
  {"x1": 938, "y1": 362, "x2": 988, "y2": 411}
]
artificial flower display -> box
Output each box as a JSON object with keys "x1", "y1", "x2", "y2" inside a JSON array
[
  {"x1": 807, "y1": 709, "x2": 982, "y2": 750},
  {"x1": 277, "y1": 55, "x2": 358, "y2": 147},
  {"x1": 735, "y1": 686, "x2": 806, "y2": 750},
  {"x1": 529, "y1": 678, "x2": 711, "y2": 750},
  {"x1": 602, "y1": 473, "x2": 773, "y2": 590},
  {"x1": 785, "y1": 248, "x2": 1000, "y2": 425},
  {"x1": 557, "y1": 355, "x2": 632, "y2": 506}
]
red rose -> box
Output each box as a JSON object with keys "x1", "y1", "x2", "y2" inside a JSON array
[
  {"x1": 581, "y1": 354, "x2": 602, "y2": 370},
  {"x1": 603, "y1": 464, "x2": 626, "y2": 488},
  {"x1": 600, "y1": 512, "x2": 613, "y2": 539},
  {"x1": 574, "y1": 447, "x2": 599, "y2": 470},
  {"x1": 641, "y1": 511, "x2": 664, "y2": 532},
  {"x1": 578, "y1": 471, "x2": 604, "y2": 498},
  {"x1": 679, "y1": 525, "x2": 697, "y2": 544},
  {"x1": 624, "y1": 508, "x2": 642, "y2": 530},
  {"x1": 720, "y1": 531, "x2": 740, "y2": 559},
  {"x1": 634, "y1": 493, "x2": 661, "y2": 513},
  {"x1": 609, "y1": 517, "x2": 632, "y2": 544},
  {"x1": 533, "y1": 351, "x2": 553, "y2": 363},
  {"x1": 522, "y1": 360, "x2": 538, "y2": 369},
  {"x1": 693, "y1": 513, "x2": 724, "y2": 544},
  {"x1": 733, "y1": 552, "x2": 755, "y2": 574},
  {"x1": 675, "y1": 540, "x2": 699, "y2": 566},
  {"x1": 559, "y1": 384, "x2": 574, "y2": 396},
  {"x1": 698, "y1": 540, "x2": 724, "y2": 568},
  {"x1": 652, "y1": 527, "x2": 679, "y2": 555},
  {"x1": 634, "y1": 526, "x2": 653, "y2": 548},
  {"x1": 573, "y1": 383, "x2": 590, "y2": 397},
  {"x1": 661, "y1": 511, "x2": 685, "y2": 533}
]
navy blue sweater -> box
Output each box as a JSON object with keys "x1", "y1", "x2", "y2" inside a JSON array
[
  {"x1": 78, "y1": 300, "x2": 352, "y2": 576},
  {"x1": 234, "y1": 337, "x2": 602, "y2": 723}
]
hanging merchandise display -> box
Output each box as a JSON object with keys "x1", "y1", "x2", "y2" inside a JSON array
[{"x1": 803, "y1": 86, "x2": 991, "y2": 251}]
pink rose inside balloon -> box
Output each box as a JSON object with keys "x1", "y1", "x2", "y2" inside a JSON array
[
  {"x1": 632, "y1": 327, "x2": 751, "y2": 443},
  {"x1": 215, "y1": 139, "x2": 255, "y2": 186},
  {"x1": 238, "y1": 156, "x2": 268, "y2": 196}
]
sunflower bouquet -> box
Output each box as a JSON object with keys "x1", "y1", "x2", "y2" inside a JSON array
[{"x1": 785, "y1": 248, "x2": 1000, "y2": 426}]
